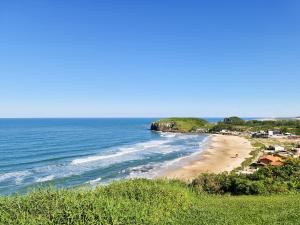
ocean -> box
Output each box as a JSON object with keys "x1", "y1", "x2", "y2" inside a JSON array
[{"x1": 0, "y1": 118, "x2": 223, "y2": 195}]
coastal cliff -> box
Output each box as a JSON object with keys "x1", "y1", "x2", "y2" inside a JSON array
[{"x1": 151, "y1": 118, "x2": 209, "y2": 133}]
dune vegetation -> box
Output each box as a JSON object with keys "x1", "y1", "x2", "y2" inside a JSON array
[{"x1": 1, "y1": 179, "x2": 300, "y2": 225}]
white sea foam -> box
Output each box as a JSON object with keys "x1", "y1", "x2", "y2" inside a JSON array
[
  {"x1": 71, "y1": 139, "x2": 170, "y2": 165},
  {"x1": 159, "y1": 132, "x2": 177, "y2": 138},
  {"x1": 127, "y1": 135, "x2": 210, "y2": 179},
  {"x1": 71, "y1": 148, "x2": 140, "y2": 165},
  {"x1": 0, "y1": 171, "x2": 31, "y2": 184},
  {"x1": 88, "y1": 177, "x2": 102, "y2": 185},
  {"x1": 14, "y1": 134, "x2": 208, "y2": 188},
  {"x1": 36, "y1": 175, "x2": 55, "y2": 183}
]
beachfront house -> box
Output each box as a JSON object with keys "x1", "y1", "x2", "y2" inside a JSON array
[
  {"x1": 267, "y1": 145, "x2": 285, "y2": 152},
  {"x1": 273, "y1": 129, "x2": 282, "y2": 135},
  {"x1": 258, "y1": 155, "x2": 283, "y2": 166},
  {"x1": 275, "y1": 145, "x2": 285, "y2": 152},
  {"x1": 251, "y1": 131, "x2": 269, "y2": 138}
]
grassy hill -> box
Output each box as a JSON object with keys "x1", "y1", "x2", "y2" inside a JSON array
[
  {"x1": 151, "y1": 117, "x2": 210, "y2": 133},
  {"x1": 1, "y1": 179, "x2": 300, "y2": 224},
  {"x1": 151, "y1": 117, "x2": 300, "y2": 134}
]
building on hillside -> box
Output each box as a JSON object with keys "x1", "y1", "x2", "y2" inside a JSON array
[
  {"x1": 274, "y1": 145, "x2": 285, "y2": 152},
  {"x1": 267, "y1": 145, "x2": 285, "y2": 151},
  {"x1": 257, "y1": 155, "x2": 283, "y2": 166},
  {"x1": 251, "y1": 131, "x2": 269, "y2": 138},
  {"x1": 268, "y1": 130, "x2": 274, "y2": 137},
  {"x1": 273, "y1": 129, "x2": 282, "y2": 135}
]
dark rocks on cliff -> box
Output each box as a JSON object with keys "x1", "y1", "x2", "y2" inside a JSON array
[{"x1": 150, "y1": 121, "x2": 178, "y2": 132}]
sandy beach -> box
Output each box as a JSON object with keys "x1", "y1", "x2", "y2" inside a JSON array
[{"x1": 160, "y1": 134, "x2": 253, "y2": 181}]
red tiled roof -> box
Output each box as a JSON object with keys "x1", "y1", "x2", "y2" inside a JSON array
[
  {"x1": 259, "y1": 155, "x2": 278, "y2": 162},
  {"x1": 270, "y1": 161, "x2": 284, "y2": 166},
  {"x1": 258, "y1": 155, "x2": 283, "y2": 166}
]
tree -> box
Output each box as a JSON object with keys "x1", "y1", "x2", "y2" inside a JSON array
[{"x1": 223, "y1": 116, "x2": 245, "y2": 125}]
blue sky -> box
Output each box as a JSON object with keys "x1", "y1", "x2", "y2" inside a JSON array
[{"x1": 0, "y1": 0, "x2": 299, "y2": 118}]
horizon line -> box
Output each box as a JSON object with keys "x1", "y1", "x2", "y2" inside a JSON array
[{"x1": 0, "y1": 116, "x2": 288, "y2": 119}]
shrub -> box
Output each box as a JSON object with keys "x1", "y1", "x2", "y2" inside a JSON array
[
  {"x1": 191, "y1": 173, "x2": 224, "y2": 194},
  {"x1": 190, "y1": 159, "x2": 300, "y2": 195},
  {"x1": 223, "y1": 117, "x2": 245, "y2": 125}
]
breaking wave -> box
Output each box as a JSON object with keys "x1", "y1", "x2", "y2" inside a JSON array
[{"x1": 0, "y1": 171, "x2": 32, "y2": 185}]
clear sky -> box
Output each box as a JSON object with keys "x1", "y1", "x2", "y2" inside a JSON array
[{"x1": 0, "y1": 0, "x2": 299, "y2": 118}]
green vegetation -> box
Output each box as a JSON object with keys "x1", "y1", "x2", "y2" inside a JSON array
[
  {"x1": 151, "y1": 117, "x2": 300, "y2": 134},
  {"x1": 151, "y1": 117, "x2": 211, "y2": 132},
  {"x1": 192, "y1": 159, "x2": 300, "y2": 195},
  {"x1": 210, "y1": 116, "x2": 300, "y2": 134},
  {"x1": 2, "y1": 117, "x2": 300, "y2": 224},
  {"x1": 224, "y1": 116, "x2": 245, "y2": 125},
  {"x1": 1, "y1": 179, "x2": 300, "y2": 224}
]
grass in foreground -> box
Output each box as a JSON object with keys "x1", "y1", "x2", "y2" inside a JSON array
[{"x1": 1, "y1": 179, "x2": 300, "y2": 224}]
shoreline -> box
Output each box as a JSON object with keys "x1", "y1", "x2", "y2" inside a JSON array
[{"x1": 158, "y1": 134, "x2": 253, "y2": 181}]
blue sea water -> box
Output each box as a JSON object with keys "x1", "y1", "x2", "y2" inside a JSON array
[{"x1": 0, "y1": 118, "x2": 221, "y2": 195}]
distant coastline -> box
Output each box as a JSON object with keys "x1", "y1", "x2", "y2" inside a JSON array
[{"x1": 151, "y1": 116, "x2": 300, "y2": 180}]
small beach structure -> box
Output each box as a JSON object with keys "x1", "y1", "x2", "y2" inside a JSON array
[
  {"x1": 258, "y1": 155, "x2": 283, "y2": 166},
  {"x1": 274, "y1": 145, "x2": 285, "y2": 152},
  {"x1": 251, "y1": 131, "x2": 269, "y2": 138}
]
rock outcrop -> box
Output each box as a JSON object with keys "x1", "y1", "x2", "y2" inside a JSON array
[
  {"x1": 150, "y1": 121, "x2": 178, "y2": 132},
  {"x1": 150, "y1": 118, "x2": 210, "y2": 133}
]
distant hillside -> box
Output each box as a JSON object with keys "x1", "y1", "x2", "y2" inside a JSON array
[
  {"x1": 151, "y1": 118, "x2": 210, "y2": 133},
  {"x1": 275, "y1": 117, "x2": 300, "y2": 121},
  {"x1": 152, "y1": 117, "x2": 300, "y2": 135}
]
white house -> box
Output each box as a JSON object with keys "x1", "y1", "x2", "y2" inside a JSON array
[{"x1": 274, "y1": 145, "x2": 285, "y2": 152}]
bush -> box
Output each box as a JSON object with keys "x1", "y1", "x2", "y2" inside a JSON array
[
  {"x1": 190, "y1": 159, "x2": 300, "y2": 195},
  {"x1": 2, "y1": 179, "x2": 300, "y2": 224},
  {"x1": 223, "y1": 117, "x2": 245, "y2": 125},
  {"x1": 191, "y1": 173, "x2": 226, "y2": 194}
]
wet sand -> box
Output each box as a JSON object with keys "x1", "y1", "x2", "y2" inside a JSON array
[{"x1": 159, "y1": 134, "x2": 253, "y2": 181}]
